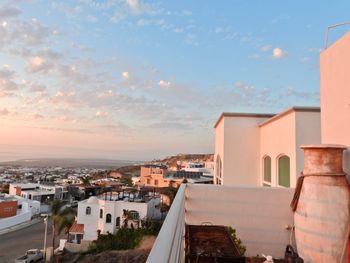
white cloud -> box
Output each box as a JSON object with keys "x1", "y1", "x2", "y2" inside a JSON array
[
  {"x1": 122, "y1": 71, "x2": 130, "y2": 79},
  {"x1": 26, "y1": 56, "x2": 53, "y2": 73},
  {"x1": 95, "y1": 111, "x2": 108, "y2": 117},
  {"x1": 158, "y1": 80, "x2": 171, "y2": 88},
  {"x1": 272, "y1": 48, "x2": 287, "y2": 59},
  {"x1": 0, "y1": 7, "x2": 21, "y2": 18},
  {"x1": 126, "y1": 0, "x2": 141, "y2": 13},
  {"x1": 55, "y1": 91, "x2": 65, "y2": 97},
  {"x1": 261, "y1": 44, "x2": 272, "y2": 52}
]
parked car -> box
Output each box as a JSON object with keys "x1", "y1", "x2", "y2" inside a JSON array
[{"x1": 15, "y1": 249, "x2": 43, "y2": 263}]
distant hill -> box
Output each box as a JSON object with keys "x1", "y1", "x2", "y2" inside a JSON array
[
  {"x1": 109, "y1": 153, "x2": 214, "y2": 177},
  {"x1": 0, "y1": 158, "x2": 140, "y2": 168},
  {"x1": 158, "y1": 153, "x2": 214, "y2": 167}
]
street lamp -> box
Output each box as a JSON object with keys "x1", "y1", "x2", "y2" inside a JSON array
[{"x1": 42, "y1": 214, "x2": 49, "y2": 262}]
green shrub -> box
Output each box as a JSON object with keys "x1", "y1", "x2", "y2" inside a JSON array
[
  {"x1": 227, "y1": 226, "x2": 246, "y2": 256},
  {"x1": 87, "y1": 220, "x2": 163, "y2": 253}
]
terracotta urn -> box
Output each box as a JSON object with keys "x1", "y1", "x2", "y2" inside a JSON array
[{"x1": 294, "y1": 144, "x2": 350, "y2": 263}]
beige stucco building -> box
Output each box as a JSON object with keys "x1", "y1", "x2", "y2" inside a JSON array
[{"x1": 214, "y1": 108, "x2": 321, "y2": 187}]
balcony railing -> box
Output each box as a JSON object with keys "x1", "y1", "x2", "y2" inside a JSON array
[
  {"x1": 147, "y1": 184, "x2": 294, "y2": 262},
  {"x1": 148, "y1": 184, "x2": 186, "y2": 262}
]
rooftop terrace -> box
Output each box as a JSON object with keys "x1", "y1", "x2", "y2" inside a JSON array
[{"x1": 148, "y1": 184, "x2": 294, "y2": 262}]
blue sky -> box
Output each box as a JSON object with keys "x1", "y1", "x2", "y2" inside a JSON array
[{"x1": 0, "y1": 0, "x2": 349, "y2": 160}]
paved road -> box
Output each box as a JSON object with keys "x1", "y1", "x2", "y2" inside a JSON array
[{"x1": 0, "y1": 219, "x2": 64, "y2": 263}]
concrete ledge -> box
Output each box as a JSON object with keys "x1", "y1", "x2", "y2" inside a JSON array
[{"x1": 0, "y1": 217, "x2": 42, "y2": 235}]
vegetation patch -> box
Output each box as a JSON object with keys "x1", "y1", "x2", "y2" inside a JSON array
[{"x1": 87, "y1": 220, "x2": 162, "y2": 253}]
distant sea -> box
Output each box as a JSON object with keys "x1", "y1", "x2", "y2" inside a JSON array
[{"x1": 0, "y1": 152, "x2": 29, "y2": 162}]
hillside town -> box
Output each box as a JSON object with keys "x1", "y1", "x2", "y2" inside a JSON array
[{"x1": 0, "y1": 154, "x2": 214, "y2": 262}]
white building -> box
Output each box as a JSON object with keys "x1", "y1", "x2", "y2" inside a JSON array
[
  {"x1": 214, "y1": 107, "x2": 321, "y2": 188},
  {"x1": 9, "y1": 183, "x2": 68, "y2": 203},
  {"x1": 0, "y1": 194, "x2": 40, "y2": 231},
  {"x1": 70, "y1": 193, "x2": 161, "y2": 243}
]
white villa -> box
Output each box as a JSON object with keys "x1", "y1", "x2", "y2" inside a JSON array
[
  {"x1": 9, "y1": 183, "x2": 68, "y2": 203},
  {"x1": 214, "y1": 107, "x2": 321, "y2": 187},
  {"x1": 68, "y1": 192, "x2": 161, "y2": 245}
]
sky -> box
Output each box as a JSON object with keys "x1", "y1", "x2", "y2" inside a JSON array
[{"x1": 0, "y1": 0, "x2": 350, "y2": 161}]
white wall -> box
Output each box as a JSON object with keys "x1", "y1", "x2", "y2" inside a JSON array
[
  {"x1": 320, "y1": 32, "x2": 350, "y2": 176},
  {"x1": 222, "y1": 117, "x2": 270, "y2": 186},
  {"x1": 214, "y1": 119, "x2": 225, "y2": 185},
  {"x1": 77, "y1": 201, "x2": 99, "y2": 241},
  {"x1": 260, "y1": 112, "x2": 296, "y2": 187},
  {"x1": 295, "y1": 111, "x2": 321, "y2": 177},
  {"x1": 184, "y1": 184, "x2": 294, "y2": 258},
  {"x1": 0, "y1": 211, "x2": 32, "y2": 230}
]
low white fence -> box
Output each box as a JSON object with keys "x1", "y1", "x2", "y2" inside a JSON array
[
  {"x1": 147, "y1": 184, "x2": 186, "y2": 263},
  {"x1": 0, "y1": 211, "x2": 32, "y2": 230}
]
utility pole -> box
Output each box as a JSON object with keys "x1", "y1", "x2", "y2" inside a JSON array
[{"x1": 43, "y1": 214, "x2": 48, "y2": 262}]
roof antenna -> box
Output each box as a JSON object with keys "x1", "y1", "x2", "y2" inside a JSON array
[{"x1": 325, "y1": 21, "x2": 350, "y2": 49}]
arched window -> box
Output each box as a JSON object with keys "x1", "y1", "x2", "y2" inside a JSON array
[
  {"x1": 278, "y1": 155, "x2": 290, "y2": 187},
  {"x1": 263, "y1": 156, "x2": 271, "y2": 186},
  {"x1": 106, "y1": 213, "x2": 112, "y2": 223},
  {"x1": 129, "y1": 210, "x2": 139, "y2": 220},
  {"x1": 116, "y1": 217, "x2": 120, "y2": 227},
  {"x1": 86, "y1": 206, "x2": 91, "y2": 215},
  {"x1": 215, "y1": 155, "x2": 222, "y2": 184},
  {"x1": 99, "y1": 209, "x2": 103, "y2": 219}
]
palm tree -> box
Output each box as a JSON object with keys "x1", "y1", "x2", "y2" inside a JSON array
[
  {"x1": 50, "y1": 200, "x2": 76, "y2": 255},
  {"x1": 81, "y1": 176, "x2": 91, "y2": 187},
  {"x1": 122, "y1": 209, "x2": 132, "y2": 228}
]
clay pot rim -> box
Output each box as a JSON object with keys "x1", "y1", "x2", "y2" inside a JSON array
[{"x1": 300, "y1": 144, "x2": 347, "y2": 150}]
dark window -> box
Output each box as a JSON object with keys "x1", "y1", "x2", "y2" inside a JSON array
[
  {"x1": 129, "y1": 210, "x2": 139, "y2": 220},
  {"x1": 106, "y1": 213, "x2": 112, "y2": 223},
  {"x1": 86, "y1": 206, "x2": 91, "y2": 215},
  {"x1": 99, "y1": 209, "x2": 103, "y2": 219},
  {"x1": 116, "y1": 217, "x2": 120, "y2": 227}
]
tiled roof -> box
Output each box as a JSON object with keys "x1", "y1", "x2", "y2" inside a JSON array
[{"x1": 69, "y1": 221, "x2": 84, "y2": 233}]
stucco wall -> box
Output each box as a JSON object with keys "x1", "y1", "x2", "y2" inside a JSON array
[
  {"x1": 214, "y1": 118, "x2": 224, "y2": 185},
  {"x1": 221, "y1": 116, "x2": 270, "y2": 186},
  {"x1": 320, "y1": 32, "x2": 350, "y2": 175},
  {"x1": 321, "y1": 32, "x2": 350, "y2": 146},
  {"x1": 0, "y1": 211, "x2": 32, "y2": 230},
  {"x1": 295, "y1": 111, "x2": 321, "y2": 177},
  {"x1": 260, "y1": 112, "x2": 296, "y2": 187},
  {"x1": 185, "y1": 184, "x2": 294, "y2": 258},
  {"x1": 259, "y1": 111, "x2": 321, "y2": 188}
]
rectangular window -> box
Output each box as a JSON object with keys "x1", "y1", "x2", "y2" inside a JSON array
[
  {"x1": 154, "y1": 179, "x2": 159, "y2": 186},
  {"x1": 147, "y1": 179, "x2": 151, "y2": 184}
]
